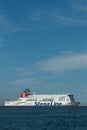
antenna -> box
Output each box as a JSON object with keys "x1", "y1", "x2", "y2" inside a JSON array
[{"x1": 34, "y1": 92, "x2": 35, "y2": 96}]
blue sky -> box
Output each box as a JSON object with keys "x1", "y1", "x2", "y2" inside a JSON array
[{"x1": 0, "y1": 0, "x2": 87, "y2": 105}]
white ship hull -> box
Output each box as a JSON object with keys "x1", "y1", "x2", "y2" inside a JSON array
[{"x1": 4, "y1": 101, "x2": 79, "y2": 106}]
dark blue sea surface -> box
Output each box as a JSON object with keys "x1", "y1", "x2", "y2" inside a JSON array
[{"x1": 0, "y1": 106, "x2": 87, "y2": 130}]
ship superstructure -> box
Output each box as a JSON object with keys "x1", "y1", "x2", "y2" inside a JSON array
[{"x1": 4, "y1": 89, "x2": 80, "y2": 106}]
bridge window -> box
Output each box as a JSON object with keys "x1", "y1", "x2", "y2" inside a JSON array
[{"x1": 68, "y1": 95, "x2": 75, "y2": 102}]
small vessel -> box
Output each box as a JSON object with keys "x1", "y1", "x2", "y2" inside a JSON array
[{"x1": 4, "y1": 89, "x2": 80, "y2": 106}]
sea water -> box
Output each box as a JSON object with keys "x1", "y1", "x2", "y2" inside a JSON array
[{"x1": 0, "y1": 106, "x2": 87, "y2": 130}]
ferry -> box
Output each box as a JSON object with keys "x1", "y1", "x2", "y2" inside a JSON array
[{"x1": 4, "y1": 89, "x2": 80, "y2": 106}]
